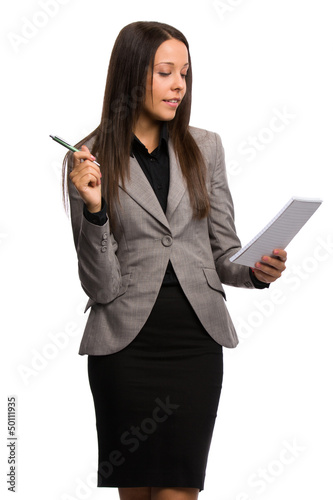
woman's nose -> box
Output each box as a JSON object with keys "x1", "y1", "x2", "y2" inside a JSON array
[{"x1": 171, "y1": 74, "x2": 185, "y2": 91}]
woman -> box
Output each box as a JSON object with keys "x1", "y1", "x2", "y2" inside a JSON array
[{"x1": 63, "y1": 21, "x2": 287, "y2": 500}]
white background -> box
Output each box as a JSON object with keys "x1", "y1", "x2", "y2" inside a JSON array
[{"x1": 1, "y1": 0, "x2": 332, "y2": 499}]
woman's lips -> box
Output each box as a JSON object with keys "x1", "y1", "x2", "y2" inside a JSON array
[{"x1": 163, "y1": 99, "x2": 180, "y2": 108}]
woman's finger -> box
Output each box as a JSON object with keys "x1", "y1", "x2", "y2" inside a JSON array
[
  {"x1": 72, "y1": 145, "x2": 97, "y2": 169},
  {"x1": 73, "y1": 171, "x2": 101, "y2": 190},
  {"x1": 251, "y1": 248, "x2": 288, "y2": 283},
  {"x1": 70, "y1": 162, "x2": 101, "y2": 184},
  {"x1": 260, "y1": 255, "x2": 286, "y2": 272},
  {"x1": 272, "y1": 248, "x2": 287, "y2": 262}
]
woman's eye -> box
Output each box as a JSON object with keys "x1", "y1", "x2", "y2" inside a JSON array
[{"x1": 157, "y1": 72, "x2": 188, "y2": 78}]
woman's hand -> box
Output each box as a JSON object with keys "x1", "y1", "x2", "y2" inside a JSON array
[
  {"x1": 69, "y1": 145, "x2": 102, "y2": 213},
  {"x1": 251, "y1": 249, "x2": 287, "y2": 284}
]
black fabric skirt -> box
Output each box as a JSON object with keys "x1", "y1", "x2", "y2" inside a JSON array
[{"x1": 88, "y1": 283, "x2": 223, "y2": 491}]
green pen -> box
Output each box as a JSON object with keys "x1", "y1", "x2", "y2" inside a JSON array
[{"x1": 49, "y1": 135, "x2": 100, "y2": 167}]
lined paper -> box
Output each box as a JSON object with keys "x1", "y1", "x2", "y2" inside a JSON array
[{"x1": 229, "y1": 197, "x2": 322, "y2": 267}]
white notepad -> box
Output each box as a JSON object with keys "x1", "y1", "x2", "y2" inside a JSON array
[{"x1": 229, "y1": 197, "x2": 322, "y2": 267}]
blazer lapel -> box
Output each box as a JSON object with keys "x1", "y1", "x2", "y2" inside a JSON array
[
  {"x1": 118, "y1": 140, "x2": 186, "y2": 228},
  {"x1": 119, "y1": 155, "x2": 170, "y2": 230},
  {"x1": 166, "y1": 139, "x2": 186, "y2": 220}
]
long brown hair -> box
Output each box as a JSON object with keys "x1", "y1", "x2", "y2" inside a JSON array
[{"x1": 62, "y1": 21, "x2": 210, "y2": 223}]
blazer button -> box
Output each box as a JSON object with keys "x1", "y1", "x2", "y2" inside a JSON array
[
  {"x1": 101, "y1": 246, "x2": 107, "y2": 253},
  {"x1": 102, "y1": 232, "x2": 108, "y2": 239},
  {"x1": 101, "y1": 239, "x2": 107, "y2": 245},
  {"x1": 162, "y1": 235, "x2": 173, "y2": 247}
]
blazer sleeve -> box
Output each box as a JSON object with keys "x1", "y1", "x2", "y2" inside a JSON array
[
  {"x1": 207, "y1": 132, "x2": 255, "y2": 289},
  {"x1": 67, "y1": 152, "x2": 122, "y2": 303}
]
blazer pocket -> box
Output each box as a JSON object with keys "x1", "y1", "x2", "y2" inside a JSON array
[
  {"x1": 202, "y1": 268, "x2": 227, "y2": 301},
  {"x1": 84, "y1": 273, "x2": 132, "y2": 312}
]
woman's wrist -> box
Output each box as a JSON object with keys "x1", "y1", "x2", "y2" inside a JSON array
[
  {"x1": 83, "y1": 198, "x2": 107, "y2": 226},
  {"x1": 86, "y1": 201, "x2": 102, "y2": 213}
]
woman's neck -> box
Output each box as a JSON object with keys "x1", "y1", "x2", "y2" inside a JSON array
[{"x1": 133, "y1": 117, "x2": 162, "y2": 154}]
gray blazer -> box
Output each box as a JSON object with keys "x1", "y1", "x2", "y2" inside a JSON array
[{"x1": 68, "y1": 126, "x2": 255, "y2": 355}]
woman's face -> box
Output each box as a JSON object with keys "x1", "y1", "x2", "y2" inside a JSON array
[{"x1": 141, "y1": 38, "x2": 189, "y2": 125}]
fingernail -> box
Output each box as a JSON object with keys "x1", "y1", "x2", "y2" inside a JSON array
[
  {"x1": 274, "y1": 249, "x2": 279, "y2": 255},
  {"x1": 91, "y1": 155, "x2": 96, "y2": 160}
]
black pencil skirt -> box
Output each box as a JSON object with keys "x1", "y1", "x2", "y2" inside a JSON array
[{"x1": 88, "y1": 283, "x2": 223, "y2": 491}]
